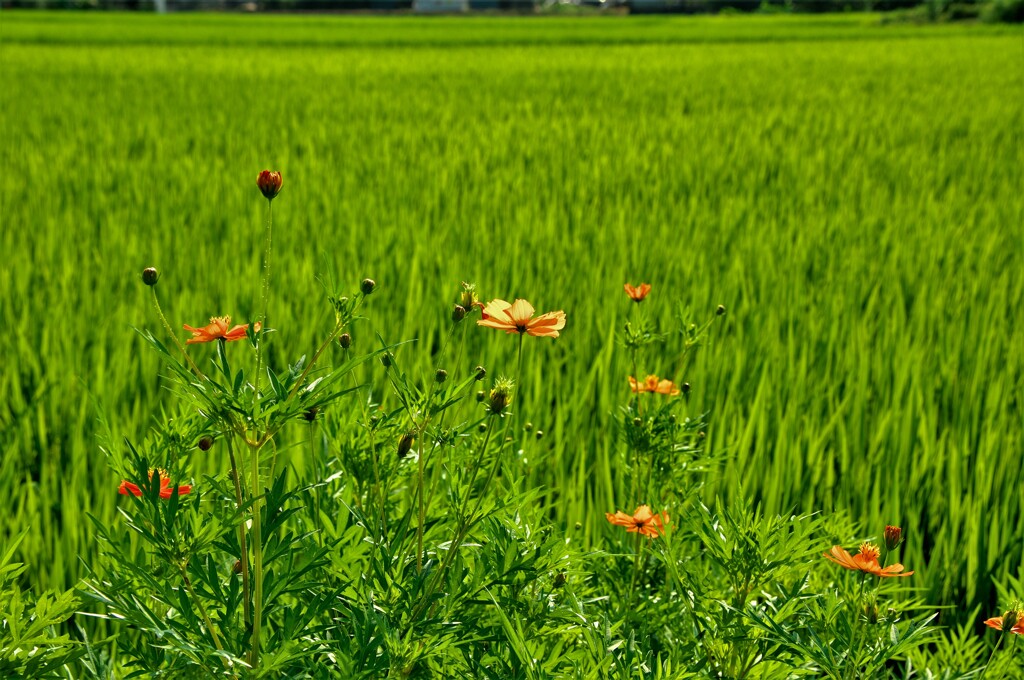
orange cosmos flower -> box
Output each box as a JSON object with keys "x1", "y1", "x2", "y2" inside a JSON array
[
  {"x1": 257, "y1": 170, "x2": 282, "y2": 200},
  {"x1": 984, "y1": 612, "x2": 1024, "y2": 635},
  {"x1": 629, "y1": 375, "x2": 680, "y2": 396},
  {"x1": 183, "y1": 316, "x2": 259, "y2": 344},
  {"x1": 118, "y1": 469, "x2": 192, "y2": 500},
  {"x1": 823, "y1": 543, "x2": 914, "y2": 578},
  {"x1": 477, "y1": 299, "x2": 566, "y2": 338},
  {"x1": 605, "y1": 505, "x2": 670, "y2": 538},
  {"x1": 624, "y1": 283, "x2": 651, "y2": 302}
]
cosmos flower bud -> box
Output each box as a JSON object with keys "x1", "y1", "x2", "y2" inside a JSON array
[
  {"x1": 535, "y1": 430, "x2": 544, "y2": 440},
  {"x1": 397, "y1": 432, "x2": 415, "y2": 459},
  {"x1": 633, "y1": 417, "x2": 643, "y2": 427},
  {"x1": 197, "y1": 435, "x2": 215, "y2": 451},
  {"x1": 884, "y1": 525, "x2": 904, "y2": 551},
  {"x1": 475, "y1": 366, "x2": 486, "y2": 381},
  {"x1": 338, "y1": 333, "x2": 351, "y2": 349},
  {"x1": 142, "y1": 267, "x2": 160, "y2": 286},
  {"x1": 524, "y1": 422, "x2": 533, "y2": 432},
  {"x1": 716, "y1": 304, "x2": 726, "y2": 316},
  {"x1": 459, "y1": 282, "x2": 479, "y2": 311},
  {"x1": 303, "y1": 407, "x2": 319, "y2": 422},
  {"x1": 381, "y1": 353, "x2": 393, "y2": 368},
  {"x1": 681, "y1": 382, "x2": 691, "y2": 395},
  {"x1": 233, "y1": 560, "x2": 243, "y2": 575},
  {"x1": 488, "y1": 378, "x2": 514, "y2": 416},
  {"x1": 452, "y1": 305, "x2": 466, "y2": 323},
  {"x1": 477, "y1": 423, "x2": 487, "y2": 433},
  {"x1": 435, "y1": 369, "x2": 448, "y2": 383},
  {"x1": 1002, "y1": 608, "x2": 1021, "y2": 632},
  {"x1": 360, "y1": 278, "x2": 376, "y2": 295},
  {"x1": 256, "y1": 170, "x2": 282, "y2": 200}
]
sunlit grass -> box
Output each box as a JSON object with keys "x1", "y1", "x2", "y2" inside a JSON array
[{"x1": 1, "y1": 11, "x2": 1021, "y2": 629}]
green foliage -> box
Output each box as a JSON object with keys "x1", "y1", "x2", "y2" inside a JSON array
[
  {"x1": 1, "y1": 532, "x2": 83, "y2": 678},
  {"x1": 981, "y1": 0, "x2": 1024, "y2": 20},
  {"x1": 0, "y1": 12, "x2": 1022, "y2": 676}
]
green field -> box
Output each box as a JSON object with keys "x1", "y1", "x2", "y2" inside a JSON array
[{"x1": 2, "y1": 10, "x2": 1022, "y2": 630}]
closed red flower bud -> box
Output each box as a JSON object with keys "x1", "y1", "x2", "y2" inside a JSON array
[
  {"x1": 884, "y1": 525, "x2": 904, "y2": 551},
  {"x1": 257, "y1": 170, "x2": 282, "y2": 200}
]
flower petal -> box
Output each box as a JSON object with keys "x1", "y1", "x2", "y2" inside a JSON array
[
  {"x1": 508, "y1": 299, "x2": 536, "y2": 327},
  {"x1": 118, "y1": 480, "x2": 142, "y2": 497},
  {"x1": 526, "y1": 310, "x2": 566, "y2": 338},
  {"x1": 606, "y1": 511, "x2": 636, "y2": 528}
]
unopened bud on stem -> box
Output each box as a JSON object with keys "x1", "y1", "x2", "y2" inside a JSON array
[
  {"x1": 398, "y1": 432, "x2": 415, "y2": 459},
  {"x1": 884, "y1": 525, "x2": 904, "y2": 552}
]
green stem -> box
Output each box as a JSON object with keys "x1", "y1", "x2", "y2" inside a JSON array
[
  {"x1": 226, "y1": 439, "x2": 251, "y2": 628},
  {"x1": 628, "y1": 531, "x2": 644, "y2": 607},
  {"x1": 415, "y1": 323, "x2": 458, "y2": 564},
  {"x1": 310, "y1": 422, "x2": 323, "y2": 549},
  {"x1": 179, "y1": 564, "x2": 225, "y2": 654},
  {"x1": 254, "y1": 199, "x2": 273, "y2": 418},
  {"x1": 346, "y1": 350, "x2": 385, "y2": 536},
  {"x1": 979, "y1": 633, "x2": 1006, "y2": 680},
  {"x1": 409, "y1": 416, "x2": 499, "y2": 625},
  {"x1": 845, "y1": 573, "x2": 869, "y2": 679},
  {"x1": 151, "y1": 288, "x2": 205, "y2": 380},
  {"x1": 285, "y1": 316, "x2": 346, "y2": 402},
  {"x1": 467, "y1": 415, "x2": 513, "y2": 523},
  {"x1": 249, "y1": 442, "x2": 264, "y2": 669}
]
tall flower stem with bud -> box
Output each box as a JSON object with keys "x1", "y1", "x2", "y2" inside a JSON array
[
  {"x1": 249, "y1": 170, "x2": 280, "y2": 669},
  {"x1": 253, "y1": 197, "x2": 273, "y2": 418},
  {"x1": 144, "y1": 270, "x2": 205, "y2": 380}
]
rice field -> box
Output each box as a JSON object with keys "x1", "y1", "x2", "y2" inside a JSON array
[{"x1": 2, "y1": 10, "x2": 1022, "y2": 632}]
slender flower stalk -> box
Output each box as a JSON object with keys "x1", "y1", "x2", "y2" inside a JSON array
[
  {"x1": 226, "y1": 439, "x2": 251, "y2": 628},
  {"x1": 979, "y1": 634, "x2": 1006, "y2": 680},
  {"x1": 415, "y1": 323, "x2": 458, "y2": 572},
  {"x1": 149, "y1": 286, "x2": 206, "y2": 380},
  {"x1": 249, "y1": 441, "x2": 264, "y2": 668},
  {"x1": 178, "y1": 564, "x2": 225, "y2": 654},
  {"x1": 411, "y1": 415, "x2": 502, "y2": 624},
  {"x1": 253, "y1": 198, "x2": 274, "y2": 418},
  {"x1": 247, "y1": 176, "x2": 278, "y2": 669}
]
